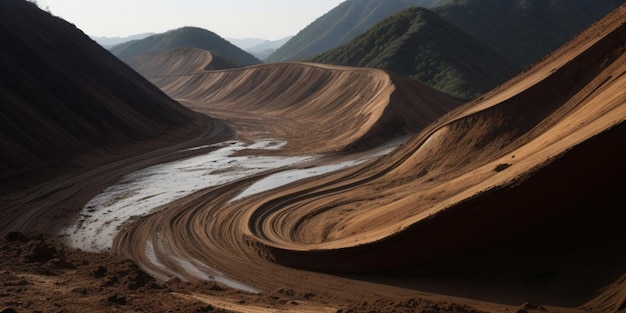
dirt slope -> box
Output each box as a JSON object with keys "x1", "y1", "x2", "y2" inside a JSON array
[
  {"x1": 139, "y1": 53, "x2": 461, "y2": 153},
  {"x1": 126, "y1": 48, "x2": 245, "y2": 77},
  {"x1": 113, "y1": 4, "x2": 626, "y2": 312},
  {"x1": 3, "y1": 1, "x2": 626, "y2": 312}
]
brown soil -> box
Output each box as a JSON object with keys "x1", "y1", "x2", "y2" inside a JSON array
[
  {"x1": 3, "y1": 1, "x2": 626, "y2": 313},
  {"x1": 0, "y1": 233, "x2": 499, "y2": 313}
]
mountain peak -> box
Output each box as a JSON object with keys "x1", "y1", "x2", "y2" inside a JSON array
[
  {"x1": 266, "y1": 0, "x2": 438, "y2": 62},
  {"x1": 110, "y1": 26, "x2": 262, "y2": 67},
  {"x1": 312, "y1": 6, "x2": 518, "y2": 100}
]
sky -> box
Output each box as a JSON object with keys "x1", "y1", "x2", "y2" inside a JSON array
[{"x1": 37, "y1": 0, "x2": 345, "y2": 40}]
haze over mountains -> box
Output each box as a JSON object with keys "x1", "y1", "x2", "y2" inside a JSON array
[
  {"x1": 243, "y1": 36, "x2": 293, "y2": 60},
  {"x1": 91, "y1": 33, "x2": 154, "y2": 49}
]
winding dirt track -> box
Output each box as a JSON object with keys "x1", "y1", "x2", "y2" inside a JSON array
[{"x1": 111, "y1": 6, "x2": 626, "y2": 312}]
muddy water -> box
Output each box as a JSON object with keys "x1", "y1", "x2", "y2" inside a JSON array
[{"x1": 60, "y1": 140, "x2": 312, "y2": 252}]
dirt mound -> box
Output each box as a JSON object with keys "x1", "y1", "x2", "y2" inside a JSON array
[
  {"x1": 111, "y1": 4, "x2": 626, "y2": 312},
  {"x1": 126, "y1": 48, "x2": 244, "y2": 78},
  {"x1": 143, "y1": 61, "x2": 461, "y2": 153},
  {"x1": 0, "y1": 232, "x2": 234, "y2": 312}
]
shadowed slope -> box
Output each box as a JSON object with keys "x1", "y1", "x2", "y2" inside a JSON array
[
  {"x1": 114, "y1": 4, "x2": 626, "y2": 311},
  {"x1": 0, "y1": 0, "x2": 209, "y2": 179},
  {"x1": 146, "y1": 61, "x2": 461, "y2": 153}
]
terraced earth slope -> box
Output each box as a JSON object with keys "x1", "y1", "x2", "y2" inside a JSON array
[
  {"x1": 118, "y1": 4, "x2": 626, "y2": 312},
  {"x1": 2, "y1": 1, "x2": 626, "y2": 312},
  {"x1": 135, "y1": 49, "x2": 462, "y2": 153}
]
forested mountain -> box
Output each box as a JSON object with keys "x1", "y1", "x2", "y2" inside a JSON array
[
  {"x1": 430, "y1": 0, "x2": 625, "y2": 66},
  {"x1": 312, "y1": 7, "x2": 518, "y2": 100},
  {"x1": 265, "y1": 0, "x2": 437, "y2": 62},
  {"x1": 110, "y1": 27, "x2": 262, "y2": 66}
]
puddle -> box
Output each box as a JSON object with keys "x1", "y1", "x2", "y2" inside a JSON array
[
  {"x1": 59, "y1": 137, "x2": 407, "y2": 291},
  {"x1": 60, "y1": 140, "x2": 312, "y2": 252},
  {"x1": 231, "y1": 143, "x2": 398, "y2": 202}
]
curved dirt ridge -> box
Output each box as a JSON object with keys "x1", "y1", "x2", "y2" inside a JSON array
[
  {"x1": 113, "y1": 5, "x2": 626, "y2": 309},
  {"x1": 137, "y1": 53, "x2": 461, "y2": 153},
  {"x1": 126, "y1": 48, "x2": 216, "y2": 78},
  {"x1": 250, "y1": 7, "x2": 626, "y2": 257},
  {"x1": 126, "y1": 48, "x2": 246, "y2": 78}
]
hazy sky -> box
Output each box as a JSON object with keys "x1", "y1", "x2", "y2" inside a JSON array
[{"x1": 38, "y1": 0, "x2": 345, "y2": 40}]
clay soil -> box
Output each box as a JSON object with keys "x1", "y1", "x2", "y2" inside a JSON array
[{"x1": 3, "y1": 3, "x2": 626, "y2": 313}]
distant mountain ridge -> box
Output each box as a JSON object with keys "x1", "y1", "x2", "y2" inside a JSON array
[
  {"x1": 245, "y1": 36, "x2": 292, "y2": 60},
  {"x1": 110, "y1": 27, "x2": 262, "y2": 67},
  {"x1": 91, "y1": 33, "x2": 154, "y2": 48},
  {"x1": 266, "y1": 0, "x2": 438, "y2": 62},
  {"x1": 312, "y1": 7, "x2": 518, "y2": 100},
  {"x1": 226, "y1": 37, "x2": 268, "y2": 50}
]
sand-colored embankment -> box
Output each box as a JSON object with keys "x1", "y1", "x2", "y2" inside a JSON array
[
  {"x1": 252, "y1": 3, "x2": 626, "y2": 257},
  {"x1": 131, "y1": 49, "x2": 461, "y2": 153},
  {"x1": 114, "y1": 5, "x2": 626, "y2": 311},
  {"x1": 125, "y1": 48, "x2": 244, "y2": 78},
  {"x1": 126, "y1": 48, "x2": 216, "y2": 78}
]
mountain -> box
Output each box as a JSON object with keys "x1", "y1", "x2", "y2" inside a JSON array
[
  {"x1": 265, "y1": 0, "x2": 438, "y2": 62},
  {"x1": 246, "y1": 36, "x2": 292, "y2": 53},
  {"x1": 312, "y1": 7, "x2": 518, "y2": 100},
  {"x1": 245, "y1": 36, "x2": 292, "y2": 60},
  {"x1": 431, "y1": 0, "x2": 625, "y2": 67},
  {"x1": 227, "y1": 37, "x2": 269, "y2": 50},
  {"x1": 0, "y1": 1, "x2": 210, "y2": 179},
  {"x1": 90, "y1": 33, "x2": 154, "y2": 49},
  {"x1": 110, "y1": 27, "x2": 262, "y2": 66}
]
